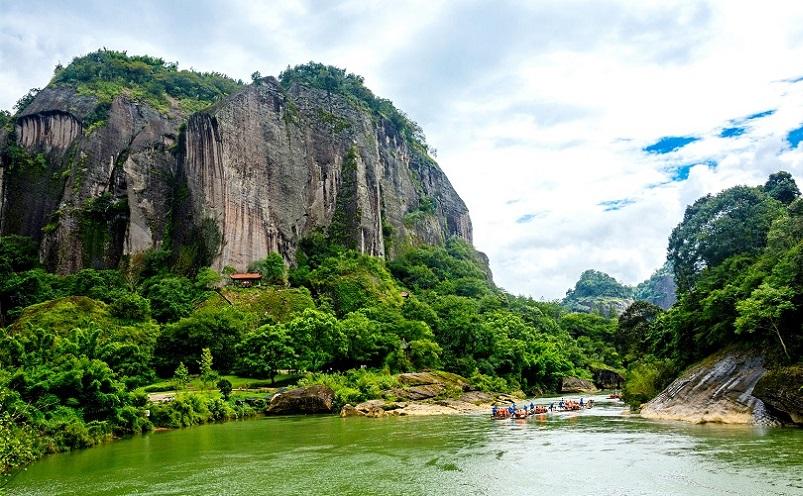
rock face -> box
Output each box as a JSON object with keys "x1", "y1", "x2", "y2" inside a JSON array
[
  {"x1": 560, "y1": 376, "x2": 598, "y2": 394},
  {"x1": 1, "y1": 86, "x2": 181, "y2": 272},
  {"x1": 752, "y1": 366, "x2": 803, "y2": 425},
  {"x1": 640, "y1": 350, "x2": 780, "y2": 425},
  {"x1": 1, "y1": 73, "x2": 473, "y2": 273},
  {"x1": 177, "y1": 78, "x2": 471, "y2": 270},
  {"x1": 266, "y1": 385, "x2": 335, "y2": 415},
  {"x1": 591, "y1": 368, "x2": 624, "y2": 389}
]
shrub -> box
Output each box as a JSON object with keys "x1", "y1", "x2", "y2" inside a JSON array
[{"x1": 109, "y1": 293, "x2": 151, "y2": 322}]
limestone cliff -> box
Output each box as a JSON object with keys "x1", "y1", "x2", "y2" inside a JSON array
[{"x1": 0, "y1": 59, "x2": 473, "y2": 273}]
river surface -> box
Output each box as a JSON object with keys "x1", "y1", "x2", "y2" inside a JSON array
[{"x1": 7, "y1": 394, "x2": 803, "y2": 495}]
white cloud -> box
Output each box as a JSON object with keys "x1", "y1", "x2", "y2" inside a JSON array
[{"x1": 2, "y1": 1, "x2": 803, "y2": 298}]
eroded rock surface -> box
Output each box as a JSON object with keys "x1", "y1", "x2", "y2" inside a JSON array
[
  {"x1": 2, "y1": 76, "x2": 474, "y2": 273},
  {"x1": 640, "y1": 350, "x2": 780, "y2": 425},
  {"x1": 178, "y1": 78, "x2": 472, "y2": 270}
]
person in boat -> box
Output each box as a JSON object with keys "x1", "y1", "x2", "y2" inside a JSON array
[
  {"x1": 492, "y1": 406, "x2": 498, "y2": 417},
  {"x1": 579, "y1": 398, "x2": 584, "y2": 407},
  {"x1": 549, "y1": 403, "x2": 554, "y2": 411},
  {"x1": 559, "y1": 399, "x2": 565, "y2": 409},
  {"x1": 529, "y1": 402, "x2": 534, "y2": 410},
  {"x1": 508, "y1": 405, "x2": 515, "y2": 416}
]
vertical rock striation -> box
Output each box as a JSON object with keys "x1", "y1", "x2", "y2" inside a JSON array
[
  {"x1": 177, "y1": 77, "x2": 472, "y2": 270},
  {"x1": 1, "y1": 71, "x2": 473, "y2": 273}
]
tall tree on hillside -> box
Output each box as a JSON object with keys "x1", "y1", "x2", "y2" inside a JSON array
[
  {"x1": 764, "y1": 171, "x2": 801, "y2": 205},
  {"x1": 668, "y1": 185, "x2": 785, "y2": 292}
]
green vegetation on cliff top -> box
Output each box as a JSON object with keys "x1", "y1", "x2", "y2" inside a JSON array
[{"x1": 46, "y1": 49, "x2": 243, "y2": 120}]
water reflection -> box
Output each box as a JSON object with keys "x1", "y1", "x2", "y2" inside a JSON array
[{"x1": 8, "y1": 398, "x2": 803, "y2": 496}]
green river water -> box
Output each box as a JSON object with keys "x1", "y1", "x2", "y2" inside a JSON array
[{"x1": 7, "y1": 395, "x2": 803, "y2": 495}]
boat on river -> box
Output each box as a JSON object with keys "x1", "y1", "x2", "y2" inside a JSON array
[{"x1": 491, "y1": 400, "x2": 593, "y2": 419}]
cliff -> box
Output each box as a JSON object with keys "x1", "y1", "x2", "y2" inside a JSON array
[
  {"x1": 0, "y1": 53, "x2": 473, "y2": 273},
  {"x1": 176, "y1": 77, "x2": 472, "y2": 271}
]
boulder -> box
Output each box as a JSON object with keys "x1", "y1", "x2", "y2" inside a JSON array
[
  {"x1": 560, "y1": 377, "x2": 598, "y2": 394},
  {"x1": 592, "y1": 368, "x2": 624, "y2": 389},
  {"x1": 266, "y1": 385, "x2": 335, "y2": 415},
  {"x1": 339, "y1": 400, "x2": 406, "y2": 417},
  {"x1": 753, "y1": 365, "x2": 803, "y2": 425},
  {"x1": 640, "y1": 350, "x2": 780, "y2": 425}
]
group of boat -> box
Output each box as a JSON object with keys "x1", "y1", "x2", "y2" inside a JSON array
[{"x1": 492, "y1": 398, "x2": 595, "y2": 420}]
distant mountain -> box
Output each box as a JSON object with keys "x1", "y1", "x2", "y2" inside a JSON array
[{"x1": 561, "y1": 263, "x2": 676, "y2": 316}]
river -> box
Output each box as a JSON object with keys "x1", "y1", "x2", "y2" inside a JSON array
[{"x1": 7, "y1": 394, "x2": 803, "y2": 495}]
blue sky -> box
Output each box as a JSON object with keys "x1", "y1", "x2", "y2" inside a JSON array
[{"x1": 2, "y1": 0, "x2": 803, "y2": 299}]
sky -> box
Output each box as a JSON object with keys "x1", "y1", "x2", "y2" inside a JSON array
[{"x1": 3, "y1": 0, "x2": 803, "y2": 299}]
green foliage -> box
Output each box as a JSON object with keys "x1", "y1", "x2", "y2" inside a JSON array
[
  {"x1": 278, "y1": 63, "x2": 431, "y2": 152},
  {"x1": 0, "y1": 235, "x2": 39, "y2": 275},
  {"x1": 764, "y1": 171, "x2": 801, "y2": 205},
  {"x1": 285, "y1": 308, "x2": 346, "y2": 372},
  {"x1": 154, "y1": 306, "x2": 248, "y2": 376},
  {"x1": 141, "y1": 275, "x2": 204, "y2": 323},
  {"x1": 566, "y1": 269, "x2": 632, "y2": 299},
  {"x1": 108, "y1": 293, "x2": 151, "y2": 322},
  {"x1": 148, "y1": 392, "x2": 253, "y2": 428},
  {"x1": 735, "y1": 283, "x2": 795, "y2": 359},
  {"x1": 305, "y1": 251, "x2": 402, "y2": 317},
  {"x1": 216, "y1": 379, "x2": 233, "y2": 400},
  {"x1": 198, "y1": 286, "x2": 315, "y2": 326},
  {"x1": 297, "y1": 369, "x2": 400, "y2": 410},
  {"x1": 52, "y1": 49, "x2": 242, "y2": 125},
  {"x1": 623, "y1": 357, "x2": 676, "y2": 409},
  {"x1": 198, "y1": 348, "x2": 218, "y2": 389},
  {"x1": 616, "y1": 301, "x2": 663, "y2": 360},
  {"x1": 173, "y1": 362, "x2": 190, "y2": 390},
  {"x1": 234, "y1": 325, "x2": 295, "y2": 382},
  {"x1": 248, "y1": 253, "x2": 288, "y2": 285},
  {"x1": 668, "y1": 184, "x2": 785, "y2": 293}
]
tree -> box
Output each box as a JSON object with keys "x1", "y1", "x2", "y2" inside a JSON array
[
  {"x1": 616, "y1": 301, "x2": 663, "y2": 357},
  {"x1": 248, "y1": 253, "x2": 287, "y2": 286},
  {"x1": 250, "y1": 71, "x2": 262, "y2": 82},
  {"x1": 173, "y1": 362, "x2": 190, "y2": 390},
  {"x1": 216, "y1": 378, "x2": 233, "y2": 400},
  {"x1": 198, "y1": 348, "x2": 217, "y2": 389},
  {"x1": 287, "y1": 309, "x2": 346, "y2": 372},
  {"x1": 735, "y1": 283, "x2": 795, "y2": 360},
  {"x1": 764, "y1": 171, "x2": 800, "y2": 205},
  {"x1": 108, "y1": 293, "x2": 151, "y2": 322},
  {"x1": 235, "y1": 325, "x2": 295, "y2": 382},
  {"x1": 668, "y1": 185, "x2": 784, "y2": 293},
  {"x1": 153, "y1": 306, "x2": 248, "y2": 375},
  {"x1": 141, "y1": 276, "x2": 201, "y2": 323}
]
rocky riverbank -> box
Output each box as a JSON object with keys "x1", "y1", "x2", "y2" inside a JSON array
[
  {"x1": 640, "y1": 349, "x2": 800, "y2": 425},
  {"x1": 263, "y1": 371, "x2": 522, "y2": 418}
]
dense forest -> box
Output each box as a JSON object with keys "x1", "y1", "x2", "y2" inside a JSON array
[
  {"x1": 1, "y1": 50, "x2": 801, "y2": 481},
  {"x1": 619, "y1": 171, "x2": 803, "y2": 406}
]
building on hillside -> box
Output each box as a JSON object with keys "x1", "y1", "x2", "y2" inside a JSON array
[{"x1": 229, "y1": 272, "x2": 262, "y2": 287}]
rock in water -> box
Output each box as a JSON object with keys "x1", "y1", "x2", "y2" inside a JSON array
[
  {"x1": 640, "y1": 350, "x2": 780, "y2": 425},
  {"x1": 560, "y1": 376, "x2": 598, "y2": 393},
  {"x1": 266, "y1": 385, "x2": 335, "y2": 415}
]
